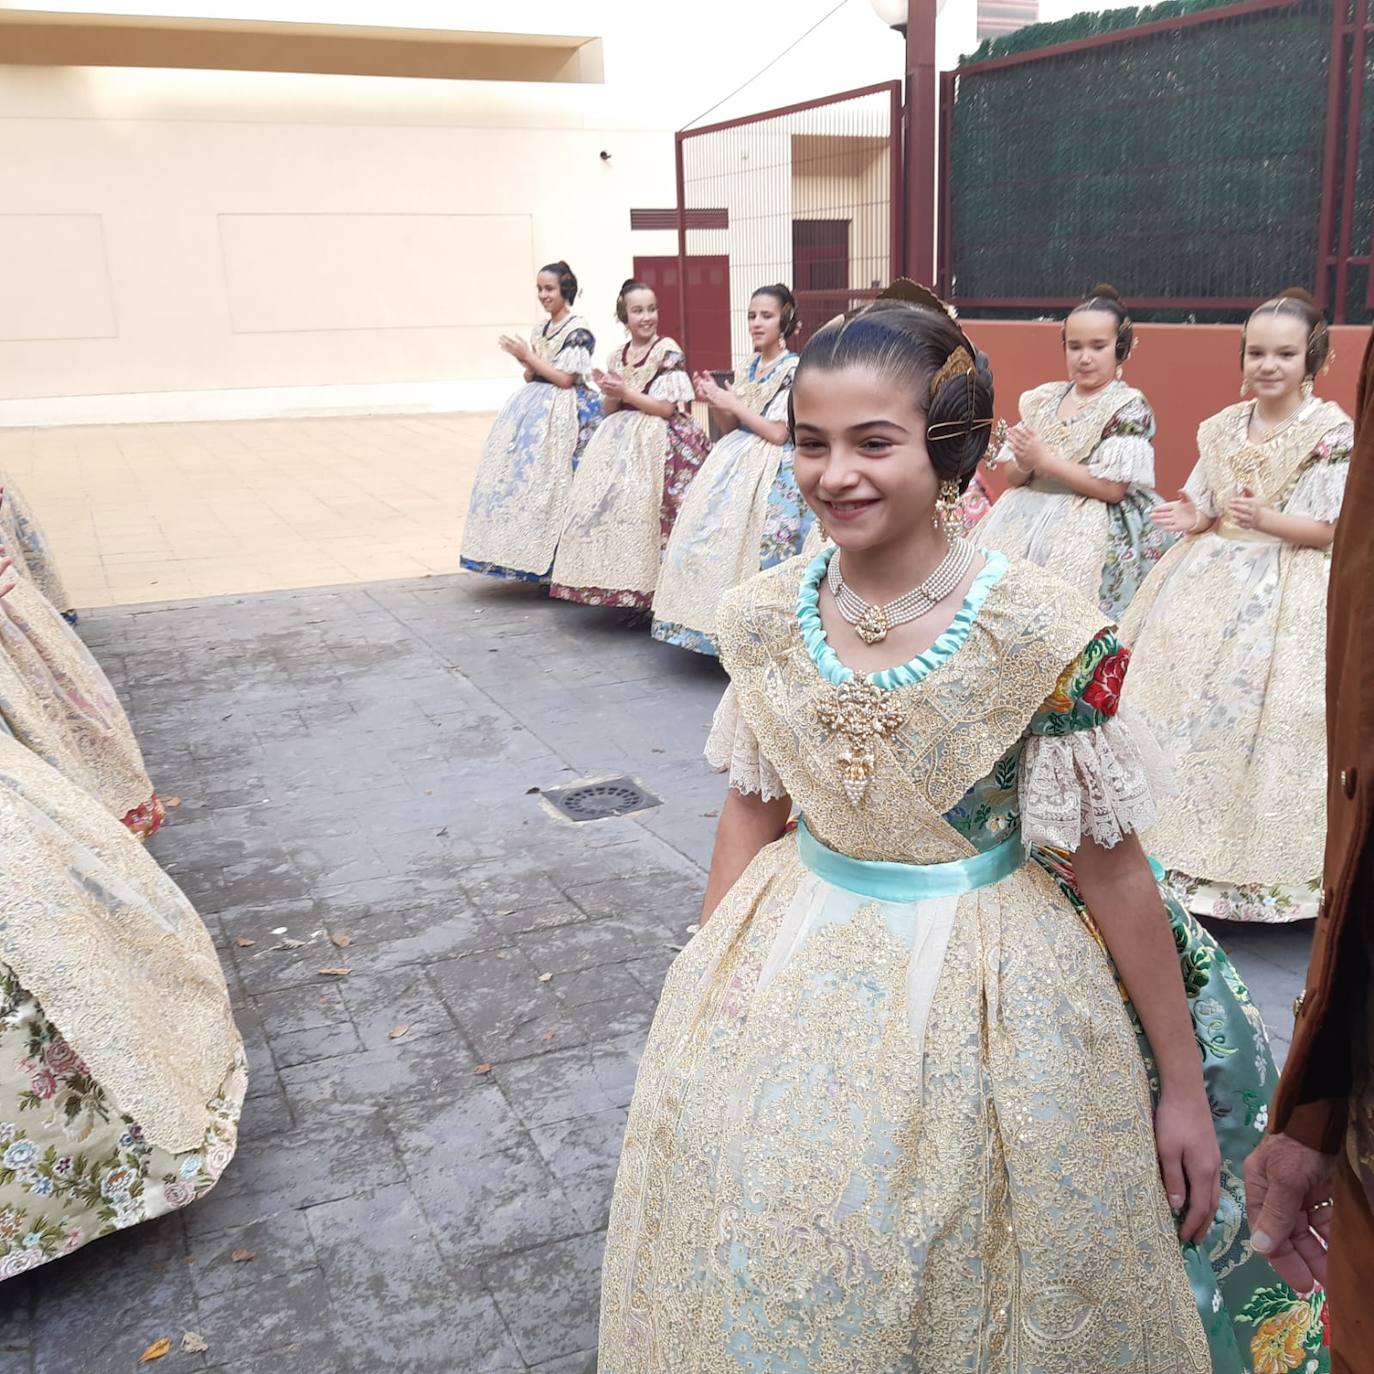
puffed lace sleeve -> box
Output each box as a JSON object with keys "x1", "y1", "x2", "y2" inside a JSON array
[
  {"x1": 1283, "y1": 422, "x2": 1353, "y2": 523},
  {"x1": 1087, "y1": 395, "x2": 1156, "y2": 485},
  {"x1": 1019, "y1": 630, "x2": 1172, "y2": 851},
  {"x1": 552, "y1": 326, "x2": 594, "y2": 382},
  {"x1": 704, "y1": 685, "x2": 787, "y2": 801},
  {"x1": 648, "y1": 348, "x2": 695, "y2": 407}
]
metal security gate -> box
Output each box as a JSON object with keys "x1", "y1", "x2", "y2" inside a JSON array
[{"x1": 674, "y1": 82, "x2": 902, "y2": 370}]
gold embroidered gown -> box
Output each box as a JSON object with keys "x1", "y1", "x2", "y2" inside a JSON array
[
  {"x1": 600, "y1": 550, "x2": 1225, "y2": 1373},
  {"x1": 1120, "y1": 398, "x2": 1353, "y2": 923},
  {"x1": 0, "y1": 479, "x2": 74, "y2": 621},
  {"x1": 979, "y1": 380, "x2": 1173, "y2": 618},
  {"x1": 651, "y1": 351, "x2": 809, "y2": 654},
  {"x1": 0, "y1": 733, "x2": 244, "y2": 1279},
  {"x1": 0, "y1": 571, "x2": 163, "y2": 838},
  {"x1": 460, "y1": 314, "x2": 601, "y2": 582},
  {"x1": 550, "y1": 337, "x2": 710, "y2": 609}
]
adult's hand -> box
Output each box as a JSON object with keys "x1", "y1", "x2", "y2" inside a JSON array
[{"x1": 1243, "y1": 1132, "x2": 1336, "y2": 1292}]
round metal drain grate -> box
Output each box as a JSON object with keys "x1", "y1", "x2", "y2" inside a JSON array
[{"x1": 541, "y1": 776, "x2": 661, "y2": 822}]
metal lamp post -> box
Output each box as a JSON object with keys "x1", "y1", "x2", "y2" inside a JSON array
[{"x1": 871, "y1": 0, "x2": 940, "y2": 286}]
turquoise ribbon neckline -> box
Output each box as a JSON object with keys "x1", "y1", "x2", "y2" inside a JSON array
[
  {"x1": 796, "y1": 818, "x2": 1024, "y2": 901},
  {"x1": 796, "y1": 547, "x2": 1009, "y2": 690}
]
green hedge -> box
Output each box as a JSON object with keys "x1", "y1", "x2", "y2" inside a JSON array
[{"x1": 949, "y1": 0, "x2": 1335, "y2": 321}]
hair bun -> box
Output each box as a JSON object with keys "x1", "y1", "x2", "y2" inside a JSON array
[
  {"x1": 1277, "y1": 285, "x2": 1318, "y2": 307},
  {"x1": 1087, "y1": 282, "x2": 1122, "y2": 303}
]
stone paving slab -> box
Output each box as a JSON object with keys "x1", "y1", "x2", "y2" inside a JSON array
[{"x1": 0, "y1": 571, "x2": 1317, "y2": 1372}]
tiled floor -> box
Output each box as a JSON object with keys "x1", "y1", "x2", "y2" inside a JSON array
[{"x1": 0, "y1": 413, "x2": 492, "y2": 608}]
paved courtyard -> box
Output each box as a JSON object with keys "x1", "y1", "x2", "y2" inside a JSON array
[{"x1": 0, "y1": 482, "x2": 1315, "y2": 1372}]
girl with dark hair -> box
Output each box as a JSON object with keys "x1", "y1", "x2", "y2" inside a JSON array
[
  {"x1": 651, "y1": 284, "x2": 813, "y2": 654},
  {"x1": 979, "y1": 284, "x2": 1173, "y2": 618},
  {"x1": 1121, "y1": 288, "x2": 1353, "y2": 927},
  {"x1": 550, "y1": 280, "x2": 709, "y2": 608},
  {"x1": 460, "y1": 261, "x2": 601, "y2": 583},
  {"x1": 599, "y1": 283, "x2": 1318, "y2": 1374}
]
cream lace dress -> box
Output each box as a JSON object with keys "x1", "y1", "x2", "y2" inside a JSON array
[
  {"x1": 598, "y1": 549, "x2": 1215, "y2": 1373},
  {"x1": 1120, "y1": 397, "x2": 1353, "y2": 923},
  {"x1": 0, "y1": 734, "x2": 243, "y2": 1279}
]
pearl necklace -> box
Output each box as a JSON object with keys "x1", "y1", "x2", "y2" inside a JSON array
[{"x1": 827, "y1": 538, "x2": 975, "y2": 645}]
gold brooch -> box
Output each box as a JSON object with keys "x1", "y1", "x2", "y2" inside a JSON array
[{"x1": 815, "y1": 679, "x2": 905, "y2": 805}]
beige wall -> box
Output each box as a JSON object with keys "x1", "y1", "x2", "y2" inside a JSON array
[{"x1": 0, "y1": 0, "x2": 1000, "y2": 426}]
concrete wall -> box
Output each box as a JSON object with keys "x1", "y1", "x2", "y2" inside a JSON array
[
  {"x1": 1, "y1": 0, "x2": 926, "y2": 426},
  {"x1": 966, "y1": 320, "x2": 1367, "y2": 496}
]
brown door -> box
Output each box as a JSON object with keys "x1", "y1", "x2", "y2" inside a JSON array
[
  {"x1": 792, "y1": 219, "x2": 851, "y2": 349},
  {"x1": 633, "y1": 255, "x2": 732, "y2": 373}
]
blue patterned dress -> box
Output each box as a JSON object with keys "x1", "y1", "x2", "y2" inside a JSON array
[{"x1": 460, "y1": 314, "x2": 601, "y2": 583}]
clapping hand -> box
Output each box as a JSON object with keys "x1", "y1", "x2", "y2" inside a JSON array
[
  {"x1": 597, "y1": 369, "x2": 627, "y2": 400},
  {"x1": 498, "y1": 334, "x2": 531, "y2": 365},
  {"x1": 1154, "y1": 490, "x2": 1204, "y2": 534},
  {"x1": 693, "y1": 371, "x2": 731, "y2": 407},
  {"x1": 1005, "y1": 422, "x2": 1049, "y2": 472},
  {"x1": 1229, "y1": 487, "x2": 1268, "y2": 532}
]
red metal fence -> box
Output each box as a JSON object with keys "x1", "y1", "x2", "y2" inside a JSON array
[
  {"x1": 674, "y1": 82, "x2": 902, "y2": 371},
  {"x1": 939, "y1": 0, "x2": 1374, "y2": 323}
]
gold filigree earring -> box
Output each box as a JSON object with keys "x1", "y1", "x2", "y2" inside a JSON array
[
  {"x1": 932, "y1": 479, "x2": 963, "y2": 538},
  {"x1": 1301, "y1": 377, "x2": 1315, "y2": 401},
  {"x1": 1240, "y1": 376, "x2": 1252, "y2": 399}
]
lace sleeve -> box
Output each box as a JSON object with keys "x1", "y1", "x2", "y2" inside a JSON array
[
  {"x1": 704, "y1": 686, "x2": 788, "y2": 802},
  {"x1": 648, "y1": 350, "x2": 694, "y2": 406},
  {"x1": 1019, "y1": 711, "x2": 1171, "y2": 851},
  {"x1": 552, "y1": 328, "x2": 595, "y2": 381},
  {"x1": 1283, "y1": 424, "x2": 1353, "y2": 523},
  {"x1": 1087, "y1": 396, "x2": 1156, "y2": 485}
]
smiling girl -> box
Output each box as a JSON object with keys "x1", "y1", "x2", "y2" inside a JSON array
[
  {"x1": 550, "y1": 280, "x2": 710, "y2": 608},
  {"x1": 460, "y1": 261, "x2": 601, "y2": 583},
  {"x1": 1120, "y1": 288, "x2": 1353, "y2": 925},
  {"x1": 651, "y1": 284, "x2": 812, "y2": 655},
  {"x1": 598, "y1": 283, "x2": 1312, "y2": 1373},
  {"x1": 979, "y1": 284, "x2": 1173, "y2": 618}
]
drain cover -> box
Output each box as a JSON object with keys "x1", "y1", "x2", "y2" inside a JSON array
[{"x1": 540, "y1": 776, "x2": 661, "y2": 822}]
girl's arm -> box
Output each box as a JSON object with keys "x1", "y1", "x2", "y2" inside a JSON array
[
  {"x1": 700, "y1": 788, "x2": 791, "y2": 924},
  {"x1": 1073, "y1": 834, "x2": 1220, "y2": 1243},
  {"x1": 696, "y1": 373, "x2": 789, "y2": 446},
  {"x1": 1230, "y1": 492, "x2": 1336, "y2": 549},
  {"x1": 1024, "y1": 451, "x2": 1130, "y2": 503},
  {"x1": 524, "y1": 353, "x2": 577, "y2": 389},
  {"x1": 619, "y1": 387, "x2": 680, "y2": 420}
]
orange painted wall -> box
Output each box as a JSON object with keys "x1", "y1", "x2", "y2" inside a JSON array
[{"x1": 961, "y1": 320, "x2": 1368, "y2": 496}]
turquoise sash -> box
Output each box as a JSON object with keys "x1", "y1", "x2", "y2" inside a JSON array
[{"x1": 796, "y1": 818, "x2": 1024, "y2": 901}]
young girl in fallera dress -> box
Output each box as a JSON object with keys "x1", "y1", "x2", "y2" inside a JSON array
[
  {"x1": 598, "y1": 284, "x2": 1325, "y2": 1374},
  {"x1": 979, "y1": 284, "x2": 1173, "y2": 618},
  {"x1": 460, "y1": 261, "x2": 601, "y2": 582},
  {"x1": 1121, "y1": 289, "x2": 1353, "y2": 925},
  {"x1": 651, "y1": 284, "x2": 814, "y2": 655},
  {"x1": 550, "y1": 281, "x2": 710, "y2": 609}
]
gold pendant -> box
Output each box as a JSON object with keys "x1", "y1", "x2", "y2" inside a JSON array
[
  {"x1": 855, "y1": 605, "x2": 889, "y2": 645},
  {"x1": 815, "y1": 679, "x2": 906, "y2": 805}
]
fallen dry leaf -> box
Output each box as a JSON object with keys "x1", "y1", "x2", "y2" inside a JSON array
[
  {"x1": 139, "y1": 1338, "x2": 172, "y2": 1363},
  {"x1": 230, "y1": 1248, "x2": 256, "y2": 1263},
  {"x1": 700, "y1": 810, "x2": 719, "y2": 818},
  {"x1": 317, "y1": 967, "x2": 351, "y2": 978},
  {"x1": 537, "y1": 973, "x2": 553, "y2": 984},
  {"x1": 235, "y1": 936, "x2": 256, "y2": 948},
  {"x1": 473, "y1": 1063, "x2": 493, "y2": 1075},
  {"x1": 329, "y1": 932, "x2": 352, "y2": 948},
  {"x1": 164, "y1": 796, "x2": 182, "y2": 808},
  {"x1": 525, "y1": 786, "x2": 541, "y2": 795},
  {"x1": 181, "y1": 1332, "x2": 209, "y2": 1354},
  {"x1": 542, "y1": 1031, "x2": 556, "y2": 1042},
  {"x1": 273, "y1": 937, "x2": 306, "y2": 950},
  {"x1": 667, "y1": 943, "x2": 684, "y2": 952},
  {"x1": 389, "y1": 1025, "x2": 409, "y2": 1040}
]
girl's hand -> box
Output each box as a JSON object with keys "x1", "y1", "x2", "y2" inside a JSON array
[
  {"x1": 694, "y1": 372, "x2": 730, "y2": 407},
  {"x1": 1229, "y1": 487, "x2": 1268, "y2": 532},
  {"x1": 498, "y1": 334, "x2": 531, "y2": 364},
  {"x1": 1154, "y1": 490, "x2": 1203, "y2": 534},
  {"x1": 1006, "y1": 423, "x2": 1049, "y2": 471},
  {"x1": 1154, "y1": 1088, "x2": 1221, "y2": 1244},
  {"x1": 599, "y1": 371, "x2": 627, "y2": 400}
]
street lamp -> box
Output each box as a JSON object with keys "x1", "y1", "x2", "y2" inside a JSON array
[{"x1": 871, "y1": 0, "x2": 940, "y2": 285}]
